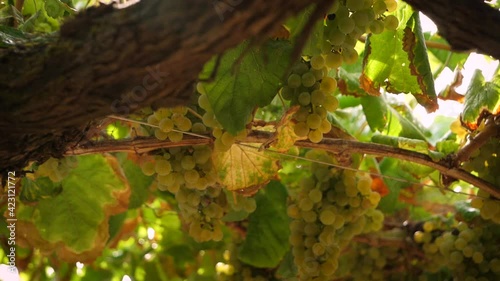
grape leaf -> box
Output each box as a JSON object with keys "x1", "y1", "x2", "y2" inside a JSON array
[
  {"x1": 120, "y1": 157, "x2": 153, "y2": 209},
  {"x1": 424, "y1": 33, "x2": 469, "y2": 72},
  {"x1": 213, "y1": 144, "x2": 280, "y2": 192},
  {"x1": 462, "y1": 70, "x2": 500, "y2": 129},
  {"x1": 271, "y1": 106, "x2": 305, "y2": 152},
  {"x1": 201, "y1": 40, "x2": 292, "y2": 134},
  {"x1": 238, "y1": 181, "x2": 290, "y2": 267},
  {"x1": 360, "y1": 4, "x2": 437, "y2": 112},
  {"x1": 16, "y1": 154, "x2": 130, "y2": 263},
  {"x1": 284, "y1": 6, "x2": 324, "y2": 56},
  {"x1": 360, "y1": 95, "x2": 387, "y2": 131}
]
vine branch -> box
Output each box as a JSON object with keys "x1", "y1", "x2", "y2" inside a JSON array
[
  {"x1": 65, "y1": 130, "x2": 500, "y2": 199},
  {"x1": 454, "y1": 115, "x2": 500, "y2": 164}
]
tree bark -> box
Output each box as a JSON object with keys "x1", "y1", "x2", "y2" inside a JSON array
[
  {"x1": 403, "y1": 0, "x2": 500, "y2": 59},
  {"x1": 0, "y1": 0, "x2": 328, "y2": 172}
]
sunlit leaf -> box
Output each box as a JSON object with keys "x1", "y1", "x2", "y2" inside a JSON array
[
  {"x1": 360, "y1": 4, "x2": 437, "y2": 112},
  {"x1": 271, "y1": 106, "x2": 305, "y2": 152},
  {"x1": 213, "y1": 144, "x2": 280, "y2": 192},
  {"x1": 462, "y1": 70, "x2": 500, "y2": 129}
]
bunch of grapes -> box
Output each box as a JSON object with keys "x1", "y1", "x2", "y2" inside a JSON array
[
  {"x1": 323, "y1": 0, "x2": 399, "y2": 65},
  {"x1": 287, "y1": 150, "x2": 383, "y2": 280},
  {"x1": 140, "y1": 146, "x2": 227, "y2": 242},
  {"x1": 461, "y1": 133, "x2": 500, "y2": 223},
  {"x1": 281, "y1": 61, "x2": 339, "y2": 143},
  {"x1": 337, "y1": 243, "x2": 402, "y2": 281},
  {"x1": 146, "y1": 106, "x2": 204, "y2": 142},
  {"x1": 176, "y1": 185, "x2": 227, "y2": 242},
  {"x1": 413, "y1": 219, "x2": 500, "y2": 280},
  {"x1": 34, "y1": 157, "x2": 78, "y2": 182},
  {"x1": 196, "y1": 82, "x2": 249, "y2": 152}
]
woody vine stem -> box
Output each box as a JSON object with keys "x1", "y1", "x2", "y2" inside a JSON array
[{"x1": 66, "y1": 129, "x2": 500, "y2": 199}]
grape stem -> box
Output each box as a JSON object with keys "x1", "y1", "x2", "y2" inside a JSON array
[
  {"x1": 454, "y1": 115, "x2": 500, "y2": 164},
  {"x1": 65, "y1": 130, "x2": 500, "y2": 199}
]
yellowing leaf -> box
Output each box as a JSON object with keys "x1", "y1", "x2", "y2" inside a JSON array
[
  {"x1": 213, "y1": 144, "x2": 280, "y2": 192},
  {"x1": 271, "y1": 106, "x2": 305, "y2": 152},
  {"x1": 16, "y1": 154, "x2": 130, "y2": 263}
]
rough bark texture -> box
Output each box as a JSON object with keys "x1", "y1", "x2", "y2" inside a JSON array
[
  {"x1": 0, "y1": 0, "x2": 329, "y2": 172},
  {"x1": 404, "y1": 0, "x2": 500, "y2": 59}
]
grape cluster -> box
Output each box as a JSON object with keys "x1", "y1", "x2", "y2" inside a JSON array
[
  {"x1": 35, "y1": 157, "x2": 78, "y2": 182},
  {"x1": 281, "y1": 61, "x2": 339, "y2": 143},
  {"x1": 413, "y1": 219, "x2": 500, "y2": 280},
  {"x1": 140, "y1": 146, "x2": 226, "y2": 242},
  {"x1": 287, "y1": 150, "x2": 383, "y2": 280},
  {"x1": 462, "y1": 136, "x2": 500, "y2": 223},
  {"x1": 146, "y1": 106, "x2": 203, "y2": 142},
  {"x1": 196, "y1": 82, "x2": 248, "y2": 152},
  {"x1": 339, "y1": 243, "x2": 400, "y2": 281},
  {"x1": 323, "y1": 0, "x2": 399, "y2": 65}
]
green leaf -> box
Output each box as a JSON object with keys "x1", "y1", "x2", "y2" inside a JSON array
[
  {"x1": 360, "y1": 96, "x2": 387, "y2": 131},
  {"x1": 462, "y1": 70, "x2": 500, "y2": 129},
  {"x1": 285, "y1": 6, "x2": 324, "y2": 56},
  {"x1": 201, "y1": 40, "x2": 292, "y2": 134},
  {"x1": 360, "y1": 4, "x2": 437, "y2": 112},
  {"x1": 17, "y1": 154, "x2": 130, "y2": 262},
  {"x1": 238, "y1": 181, "x2": 290, "y2": 267},
  {"x1": 377, "y1": 158, "x2": 412, "y2": 214},
  {"x1": 20, "y1": 176, "x2": 62, "y2": 202},
  {"x1": 121, "y1": 157, "x2": 153, "y2": 209},
  {"x1": 385, "y1": 105, "x2": 428, "y2": 140}
]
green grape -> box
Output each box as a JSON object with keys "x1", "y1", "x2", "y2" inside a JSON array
[
  {"x1": 308, "y1": 188, "x2": 323, "y2": 203},
  {"x1": 294, "y1": 122, "x2": 310, "y2": 137},
  {"x1": 168, "y1": 131, "x2": 183, "y2": 142},
  {"x1": 373, "y1": 0, "x2": 387, "y2": 15},
  {"x1": 198, "y1": 94, "x2": 211, "y2": 111},
  {"x1": 307, "y1": 113, "x2": 322, "y2": 129},
  {"x1": 196, "y1": 82, "x2": 206, "y2": 95},
  {"x1": 292, "y1": 62, "x2": 310, "y2": 74},
  {"x1": 155, "y1": 159, "x2": 172, "y2": 175},
  {"x1": 281, "y1": 86, "x2": 295, "y2": 100},
  {"x1": 159, "y1": 118, "x2": 174, "y2": 133},
  {"x1": 315, "y1": 106, "x2": 327, "y2": 119},
  {"x1": 174, "y1": 116, "x2": 192, "y2": 131},
  {"x1": 323, "y1": 95, "x2": 339, "y2": 112},
  {"x1": 319, "y1": 209, "x2": 335, "y2": 225},
  {"x1": 155, "y1": 129, "x2": 169, "y2": 140},
  {"x1": 154, "y1": 108, "x2": 171, "y2": 120},
  {"x1": 147, "y1": 115, "x2": 160, "y2": 126},
  {"x1": 193, "y1": 147, "x2": 212, "y2": 164},
  {"x1": 472, "y1": 252, "x2": 484, "y2": 264},
  {"x1": 384, "y1": 14, "x2": 399, "y2": 30},
  {"x1": 346, "y1": 0, "x2": 365, "y2": 11},
  {"x1": 308, "y1": 129, "x2": 323, "y2": 143},
  {"x1": 141, "y1": 162, "x2": 156, "y2": 176},
  {"x1": 288, "y1": 73, "x2": 302, "y2": 88},
  {"x1": 214, "y1": 139, "x2": 231, "y2": 152},
  {"x1": 319, "y1": 119, "x2": 332, "y2": 133},
  {"x1": 310, "y1": 55, "x2": 325, "y2": 70},
  {"x1": 171, "y1": 106, "x2": 188, "y2": 115},
  {"x1": 369, "y1": 19, "x2": 384, "y2": 34},
  {"x1": 302, "y1": 72, "x2": 317, "y2": 87},
  {"x1": 342, "y1": 47, "x2": 359, "y2": 64},
  {"x1": 338, "y1": 16, "x2": 356, "y2": 34},
  {"x1": 325, "y1": 52, "x2": 343, "y2": 68},
  {"x1": 356, "y1": 177, "x2": 372, "y2": 195},
  {"x1": 202, "y1": 112, "x2": 219, "y2": 128},
  {"x1": 181, "y1": 156, "x2": 196, "y2": 170},
  {"x1": 191, "y1": 122, "x2": 207, "y2": 133},
  {"x1": 320, "y1": 77, "x2": 337, "y2": 93},
  {"x1": 299, "y1": 197, "x2": 314, "y2": 211},
  {"x1": 184, "y1": 169, "x2": 200, "y2": 184},
  {"x1": 221, "y1": 131, "x2": 235, "y2": 146},
  {"x1": 351, "y1": 10, "x2": 371, "y2": 27},
  {"x1": 298, "y1": 92, "x2": 311, "y2": 106},
  {"x1": 385, "y1": 0, "x2": 397, "y2": 12},
  {"x1": 311, "y1": 90, "x2": 326, "y2": 105},
  {"x1": 328, "y1": 28, "x2": 346, "y2": 45}
]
